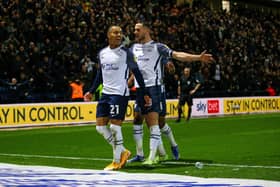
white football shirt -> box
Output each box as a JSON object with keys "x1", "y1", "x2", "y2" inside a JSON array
[
  {"x1": 98, "y1": 45, "x2": 130, "y2": 96},
  {"x1": 131, "y1": 40, "x2": 173, "y2": 88}
]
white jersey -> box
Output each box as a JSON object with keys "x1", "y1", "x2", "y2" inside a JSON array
[
  {"x1": 98, "y1": 45, "x2": 130, "y2": 96},
  {"x1": 131, "y1": 40, "x2": 173, "y2": 88}
]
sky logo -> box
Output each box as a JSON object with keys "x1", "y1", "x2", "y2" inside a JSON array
[{"x1": 196, "y1": 101, "x2": 207, "y2": 112}]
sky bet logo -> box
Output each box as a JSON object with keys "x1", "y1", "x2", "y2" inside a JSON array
[{"x1": 208, "y1": 100, "x2": 219, "y2": 113}]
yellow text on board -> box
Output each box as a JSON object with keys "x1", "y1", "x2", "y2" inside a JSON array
[
  {"x1": 0, "y1": 103, "x2": 97, "y2": 126},
  {"x1": 224, "y1": 97, "x2": 280, "y2": 114},
  {"x1": 0, "y1": 100, "x2": 184, "y2": 126}
]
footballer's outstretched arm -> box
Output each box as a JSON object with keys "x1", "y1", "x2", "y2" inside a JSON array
[
  {"x1": 172, "y1": 50, "x2": 215, "y2": 63},
  {"x1": 157, "y1": 43, "x2": 214, "y2": 64}
]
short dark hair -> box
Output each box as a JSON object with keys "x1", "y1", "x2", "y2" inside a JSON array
[
  {"x1": 107, "y1": 25, "x2": 121, "y2": 35},
  {"x1": 136, "y1": 20, "x2": 151, "y2": 29},
  {"x1": 184, "y1": 65, "x2": 191, "y2": 69}
]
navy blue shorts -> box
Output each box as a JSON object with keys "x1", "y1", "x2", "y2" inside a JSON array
[
  {"x1": 135, "y1": 86, "x2": 161, "y2": 115},
  {"x1": 96, "y1": 93, "x2": 129, "y2": 120}
]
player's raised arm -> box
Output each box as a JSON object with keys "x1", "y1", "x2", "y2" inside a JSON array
[
  {"x1": 172, "y1": 50, "x2": 215, "y2": 63},
  {"x1": 157, "y1": 42, "x2": 214, "y2": 64}
]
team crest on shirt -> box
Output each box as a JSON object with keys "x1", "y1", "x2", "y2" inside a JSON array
[{"x1": 116, "y1": 49, "x2": 124, "y2": 56}]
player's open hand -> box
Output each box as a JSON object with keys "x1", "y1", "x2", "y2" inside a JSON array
[
  {"x1": 166, "y1": 61, "x2": 175, "y2": 74},
  {"x1": 144, "y1": 95, "x2": 152, "y2": 107},
  {"x1": 84, "y1": 92, "x2": 93, "y2": 102},
  {"x1": 199, "y1": 50, "x2": 215, "y2": 63}
]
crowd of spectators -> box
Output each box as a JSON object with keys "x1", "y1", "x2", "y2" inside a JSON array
[{"x1": 0, "y1": 0, "x2": 279, "y2": 103}]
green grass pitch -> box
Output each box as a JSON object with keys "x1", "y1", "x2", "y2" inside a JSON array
[{"x1": 0, "y1": 113, "x2": 279, "y2": 181}]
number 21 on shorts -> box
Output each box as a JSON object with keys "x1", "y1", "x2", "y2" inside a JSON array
[{"x1": 110, "y1": 105, "x2": 119, "y2": 115}]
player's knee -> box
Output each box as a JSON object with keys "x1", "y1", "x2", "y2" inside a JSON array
[
  {"x1": 109, "y1": 124, "x2": 115, "y2": 133},
  {"x1": 96, "y1": 125, "x2": 105, "y2": 135},
  {"x1": 133, "y1": 113, "x2": 144, "y2": 124},
  {"x1": 134, "y1": 118, "x2": 143, "y2": 124},
  {"x1": 159, "y1": 116, "x2": 165, "y2": 128},
  {"x1": 110, "y1": 119, "x2": 122, "y2": 125}
]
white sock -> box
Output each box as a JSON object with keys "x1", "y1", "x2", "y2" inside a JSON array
[
  {"x1": 148, "y1": 125, "x2": 160, "y2": 161},
  {"x1": 110, "y1": 124, "x2": 124, "y2": 163},
  {"x1": 158, "y1": 137, "x2": 166, "y2": 156},
  {"x1": 161, "y1": 123, "x2": 177, "y2": 147},
  {"x1": 133, "y1": 124, "x2": 144, "y2": 157},
  {"x1": 96, "y1": 125, "x2": 114, "y2": 147}
]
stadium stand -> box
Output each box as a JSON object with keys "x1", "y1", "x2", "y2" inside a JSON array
[{"x1": 0, "y1": 0, "x2": 279, "y2": 103}]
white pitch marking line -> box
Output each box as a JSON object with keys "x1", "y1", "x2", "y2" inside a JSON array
[
  {"x1": 1, "y1": 153, "x2": 280, "y2": 169},
  {"x1": 163, "y1": 161, "x2": 280, "y2": 169},
  {"x1": 0, "y1": 153, "x2": 111, "y2": 161}
]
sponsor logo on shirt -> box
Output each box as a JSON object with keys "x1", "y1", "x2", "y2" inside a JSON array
[{"x1": 102, "y1": 64, "x2": 119, "y2": 70}]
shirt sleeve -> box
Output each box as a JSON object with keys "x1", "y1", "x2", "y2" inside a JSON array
[
  {"x1": 157, "y1": 43, "x2": 173, "y2": 58},
  {"x1": 88, "y1": 54, "x2": 103, "y2": 94},
  {"x1": 161, "y1": 56, "x2": 170, "y2": 65}
]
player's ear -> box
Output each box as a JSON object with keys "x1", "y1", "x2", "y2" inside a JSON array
[
  {"x1": 107, "y1": 26, "x2": 113, "y2": 38},
  {"x1": 107, "y1": 31, "x2": 111, "y2": 38}
]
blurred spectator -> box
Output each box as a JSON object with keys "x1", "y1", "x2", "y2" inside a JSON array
[
  {"x1": 79, "y1": 54, "x2": 97, "y2": 92},
  {"x1": 0, "y1": 77, "x2": 32, "y2": 103},
  {"x1": 265, "y1": 80, "x2": 276, "y2": 96},
  {"x1": 164, "y1": 72, "x2": 179, "y2": 99},
  {"x1": 69, "y1": 78, "x2": 84, "y2": 102}
]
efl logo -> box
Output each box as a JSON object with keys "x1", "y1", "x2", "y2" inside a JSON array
[{"x1": 208, "y1": 100, "x2": 219, "y2": 113}]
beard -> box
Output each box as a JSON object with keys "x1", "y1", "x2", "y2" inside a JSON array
[{"x1": 135, "y1": 34, "x2": 145, "y2": 43}]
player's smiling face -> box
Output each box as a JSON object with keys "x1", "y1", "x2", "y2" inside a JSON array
[
  {"x1": 134, "y1": 23, "x2": 146, "y2": 43},
  {"x1": 108, "y1": 26, "x2": 123, "y2": 48}
]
